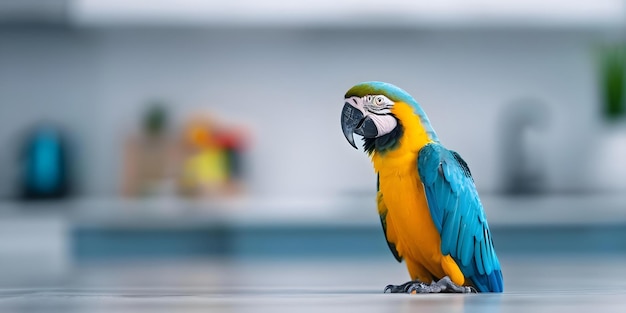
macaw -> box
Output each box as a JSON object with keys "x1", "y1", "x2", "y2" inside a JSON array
[{"x1": 340, "y1": 81, "x2": 503, "y2": 293}]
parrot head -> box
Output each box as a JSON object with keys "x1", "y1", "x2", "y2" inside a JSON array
[{"x1": 341, "y1": 81, "x2": 438, "y2": 154}]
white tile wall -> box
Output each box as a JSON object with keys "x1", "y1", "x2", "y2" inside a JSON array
[{"x1": 0, "y1": 27, "x2": 615, "y2": 199}]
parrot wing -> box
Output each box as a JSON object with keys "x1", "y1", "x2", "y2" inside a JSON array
[
  {"x1": 377, "y1": 175, "x2": 402, "y2": 262},
  {"x1": 417, "y1": 143, "x2": 503, "y2": 292}
]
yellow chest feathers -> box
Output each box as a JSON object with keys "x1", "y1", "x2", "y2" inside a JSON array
[
  {"x1": 371, "y1": 103, "x2": 447, "y2": 277},
  {"x1": 371, "y1": 102, "x2": 434, "y2": 173}
]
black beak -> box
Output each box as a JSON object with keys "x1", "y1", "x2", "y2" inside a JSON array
[{"x1": 341, "y1": 102, "x2": 378, "y2": 149}]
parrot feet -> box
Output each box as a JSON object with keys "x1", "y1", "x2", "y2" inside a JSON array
[{"x1": 384, "y1": 276, "x2": 476, "y2": 294}]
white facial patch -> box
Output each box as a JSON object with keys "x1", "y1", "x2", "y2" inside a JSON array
[
  {"x1": 368, "y1": 113, "x2": 398, "y2": 137},
  {"x1": 344, "y1": 95, "x2": 398, "y2": 137},
  {"x1": 364, "y1": 95, "x2": 393, "y2": 113},
  {"x1": 362, "y1": 95, "x2": 397, "y2": 137}
]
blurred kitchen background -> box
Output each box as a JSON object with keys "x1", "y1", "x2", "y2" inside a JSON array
[{"x1": 2, "y1": 0, "x2": 626, "y2": 287}]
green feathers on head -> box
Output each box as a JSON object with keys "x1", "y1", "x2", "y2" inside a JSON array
[{"x1": 345, "y1": 81, "x2": 419, "y2": 106}]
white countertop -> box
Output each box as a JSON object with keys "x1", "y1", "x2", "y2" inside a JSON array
[{"x1": 1, "y1": 256, "x2": 626, "y2": 312}]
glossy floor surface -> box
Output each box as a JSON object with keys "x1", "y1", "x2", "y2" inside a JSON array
[{"x1": 1, "y1": 256, "x2": 626, "y2": 312}]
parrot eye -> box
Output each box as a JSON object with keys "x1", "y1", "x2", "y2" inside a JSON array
[{"x1": 374, "y1": 96, "x2": 385, "y2": 106}]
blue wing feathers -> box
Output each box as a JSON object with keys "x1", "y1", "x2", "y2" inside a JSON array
[
  {"x1": 441, "y1": 204, "x2": 460, "y2": 256},
  {"x1": 491, "y1": 270, "x2": 504, "y2": 291},
  {"x1": 457, "y1": 217, "x2": 468, "y2": 264},
  {"x1": 459, "y1": 222, "x2": 474, "y2": 266},
  {"x1": 474, "y1": 241, "x2": 485, "y2": 275},
  {"x1": 417, "y1": 143, "x2": 503, "y2": 292},
  {"x1": 425, "y1": 188, "x2": 443, "y2": 232},
  {"x1": 482, "y1": 240, "x2": 493, "y2": 274}
]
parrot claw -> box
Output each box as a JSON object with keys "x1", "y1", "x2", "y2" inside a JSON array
[
  {"x1": 384, "y1": 281, "x2": 417, "y2": 293},
  {"x1": 384, "y1": 277, "x2": 476, "y2": 294}
]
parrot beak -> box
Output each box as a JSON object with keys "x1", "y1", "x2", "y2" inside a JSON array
[{"x1": 341, "y1": 102, "x2": 378, "y2": 149}]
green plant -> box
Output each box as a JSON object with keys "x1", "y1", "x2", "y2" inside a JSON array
[
  {"x1": 600, "y1": 44, "x2": 626, "y2": 120},
  {"x1": 143, "y1": 101, "x2": 168, "y2": 136}
]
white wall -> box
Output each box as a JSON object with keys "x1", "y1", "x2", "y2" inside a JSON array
[{"x1": 0, "y1": 27, "x2": 609, "y2": 199}]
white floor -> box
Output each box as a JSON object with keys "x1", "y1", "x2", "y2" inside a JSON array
[{"x1": 1, "y1": 255, "x2": 626, "y2": 312}]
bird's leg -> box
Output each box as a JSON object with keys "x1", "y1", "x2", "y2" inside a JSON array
[
  {"x1": 432, "y1": 276, "x2": 476, "y2": 293},
  {"x1": 384, "y1": 276, "x2": 476, "y2": 294}
]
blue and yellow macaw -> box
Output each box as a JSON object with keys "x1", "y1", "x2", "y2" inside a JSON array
[{"x1": 341, "y1": 81, "x2": 503, "y2": 293}]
